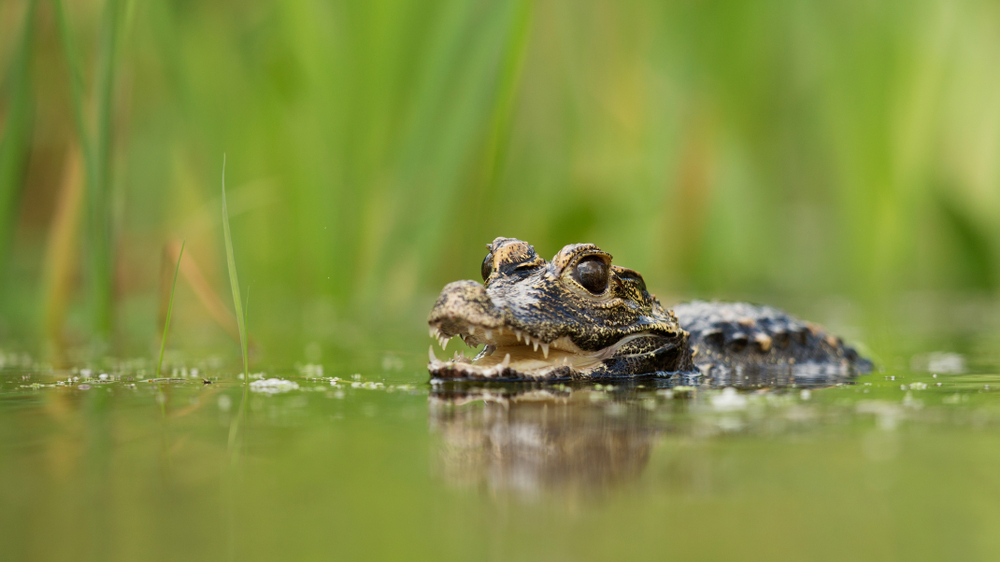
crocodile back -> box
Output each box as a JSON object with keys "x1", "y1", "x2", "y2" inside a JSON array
[{"x1": 673, "y1": 301, "x2": 872, "y2": 380}]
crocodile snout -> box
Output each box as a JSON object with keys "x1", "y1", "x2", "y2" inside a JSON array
[{"x1": 427, "y1": 280, "x2": 504, "y2": 338}]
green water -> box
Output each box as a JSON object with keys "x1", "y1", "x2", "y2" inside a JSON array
[
  {"x1": 6, "y1": 0, "x2": 1000, "y2": 558},
  {"x1": 3, "y1": 335, "x2": 1000, "y2": 562}
]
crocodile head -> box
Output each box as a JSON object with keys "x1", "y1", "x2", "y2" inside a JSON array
[{"x1": 427, "y1": 237, "x2": 694, "y2": 381}]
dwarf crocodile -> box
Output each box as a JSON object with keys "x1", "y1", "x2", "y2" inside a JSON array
[{"x1": 427, "y1": 237, "x2": 870, "y2": 382}]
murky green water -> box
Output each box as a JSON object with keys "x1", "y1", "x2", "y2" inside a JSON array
[{"x1": 3, "y1": 333, "x2": 1000, "y2": 562}]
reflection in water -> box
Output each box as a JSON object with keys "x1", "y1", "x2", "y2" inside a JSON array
[
  {"x1": 428, "y1": 365, "x2": 857, "y2": 498},
  {"x1": 704, "y1": 363, "x2": 854, "y2": 388},
  {"x1": 429, "y1": 384, "x2": 669, "y2": 497}
]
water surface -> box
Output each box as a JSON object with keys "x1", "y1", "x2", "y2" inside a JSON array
[{"x1": 2, "y1": 336, "x2": 1000, "y2": 561}]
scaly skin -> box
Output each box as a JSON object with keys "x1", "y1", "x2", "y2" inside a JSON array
[
  {"x1": 675, "y1": 301, "x2": 871, "y2": 374},
  {"x1": 427, "y1": 238, "x2": 869, "y2": 382}
]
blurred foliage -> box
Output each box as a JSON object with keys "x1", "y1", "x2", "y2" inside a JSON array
[{"x1": 1, "y1": 0, "x2": 999, "y2": 359}]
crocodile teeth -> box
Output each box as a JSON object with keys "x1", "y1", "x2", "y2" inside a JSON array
[
  {"x1": 532, "y1": 340, "x2": 539, "y2": 352},
  {"x1": 501, "y1": 353, "x2": 510, "y2": 369},
  {"x1": 484, "y1": 329, "x2": 492, "y2": 340},
  {"x1": 468, "y1": 326, "x2": 476, "y2": 335},
  {"x1": 429, "y1": 326, "x2": 451, "y2": 351},
  {"x1": 515, "y1": 331, "x2": 522, "y2": 342},
  {"x1": 429, "y1": 345, "x2": 438, "y2": 364},
  {"x1": 541, "y1": 343, "x2": 549, "y2": 359}
]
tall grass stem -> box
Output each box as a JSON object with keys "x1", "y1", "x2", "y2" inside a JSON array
[
  {"x1": 51, "y1": 0, "x2": 124, "y2": 341},
  {"x1": 0, "y1": 0, "x2": 38, "y2": 273},
  {"x1": 221, "y1": 155, "x2": 250, "y2": 380},
  {"x1": 155, "y1": 240, "x2": 184, "y2": 378},
  {"x1": 222, "y1": 155, "x2": 251, "y2": 464}
]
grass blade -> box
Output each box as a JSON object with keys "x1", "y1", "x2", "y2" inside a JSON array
[
  {"x1": 222, "y1": 155, "x2": 250, "y2": 465},
  {"x1": 221, "y1": 155, "x2": 249, "y2": 380},
  {"x1": 52, "y1": 0, "x2": 124, "y2": 341},
  {"x1": 0, "y1": 0, "x2": 38, "y2": 273},
  {"x1": 51, "y1": 0, "x2": 93, "y2": 169},
  {"x1": 480, "y1": 0, "x2": 532, "y2": 186},
  {"x1": 40, "y1": 147, "x2": 85, "y2": 361},
  {"x1": 155, "y1": 240, "x2": 184, "y2": 378},
  {"x1": 89, "y1": 0, "x2": 124, "y2": 339}
]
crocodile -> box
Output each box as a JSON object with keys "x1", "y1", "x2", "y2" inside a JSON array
[{"x1": 427, "y1": 237, "x2": 870, "y2": 382}]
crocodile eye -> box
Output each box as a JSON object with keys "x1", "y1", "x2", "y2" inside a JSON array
[
  {"x1": 573, "y1": 257, "x2": 609, "y2": 294},
  {"x1": 481, "y1": 253, "x2": 494, "y2": 282}
]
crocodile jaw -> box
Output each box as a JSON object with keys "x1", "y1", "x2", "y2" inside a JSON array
[
  {"x1": 425, "y1": 279, "x2": 595, "y2": 380},
  {"x1": 427, "y1": 320, "x2": 665, "y2": 381},
  {"x1": 427, "y1": 328, "x2": 594, "y2": 381}
]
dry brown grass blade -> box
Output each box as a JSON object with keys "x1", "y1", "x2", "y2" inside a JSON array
[{"x1": 41, "y1": 145, "x2": 85, "y2": 364}]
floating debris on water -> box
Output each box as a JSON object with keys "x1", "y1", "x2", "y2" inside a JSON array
[
  {"x1": 351, "y1": 381, "x2": 385, "y2": 390},
  {"x1": 250, "y1": 378, "x2": 300, "y2": 394}
]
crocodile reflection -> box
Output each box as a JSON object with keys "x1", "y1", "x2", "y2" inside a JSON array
[
  {"x1": 428, "y1": 370, "x2": 853, "y2": 497},
  {"x1": 429, "y1": 383, "x2": 671, "y2": 497}
]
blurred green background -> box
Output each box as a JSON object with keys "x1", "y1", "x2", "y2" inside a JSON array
[{"x1": 2, "y1": 0, "x2": 999, "y2": 362}]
